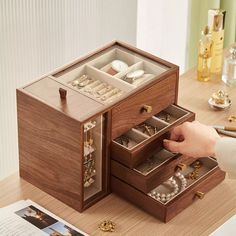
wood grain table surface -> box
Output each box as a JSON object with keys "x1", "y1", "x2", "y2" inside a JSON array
[{"x1": 1, "y1": 64, "x2": 236, "y2": 236}]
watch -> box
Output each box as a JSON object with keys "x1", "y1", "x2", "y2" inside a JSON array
[{"x1": 126, "y1": 69, "x2": 145, "y2": 79}]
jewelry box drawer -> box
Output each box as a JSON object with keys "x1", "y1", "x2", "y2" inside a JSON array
[
  {"x1": 111, "y1": 74, "x2": 177, "y2": 139},
  {"x1": 111, "y1": 105, "x2": 195, "y2": 168},
  {"x1": 111, "y1": 129, "x2": 169, "y2": 168},
  {"x1": 111, "y1": 151, "x2": 194, "y2": 194},
  {"x1": 111, "y1": 157, "x2": 225, "y2": 222}
]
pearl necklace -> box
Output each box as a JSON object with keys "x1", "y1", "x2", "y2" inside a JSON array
[{"x1": 148, "y1": 172, "x2": 187, "y2": 203}]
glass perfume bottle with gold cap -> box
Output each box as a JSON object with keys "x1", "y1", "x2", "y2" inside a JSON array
[
  {"x1": 197, "y1": 26, "x2": 213, "y2": 82},
  {"x1": 208, "y1": 9, "x2": 226, "y2": 76}
]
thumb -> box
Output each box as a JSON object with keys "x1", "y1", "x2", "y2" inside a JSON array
[{"x1": 163, "y1": 139, "x2": 184, "y2": 153}]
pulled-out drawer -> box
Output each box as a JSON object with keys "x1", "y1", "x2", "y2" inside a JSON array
[
  {"x1": 111, "y1": 150, "x2": 195, "y2": 193},
  {"x1": 111, "y1": 104, "x2": 195, "y2": 168},
  {"x1": 111, "y1": 157, "x2": 225, "y2": 222}
]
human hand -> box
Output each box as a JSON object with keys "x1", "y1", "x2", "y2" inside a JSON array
[{"x1": 163, "y1": 121, "x2": 220, "y2": 157}]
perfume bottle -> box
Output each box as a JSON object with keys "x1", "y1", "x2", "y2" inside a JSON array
[
  {"x1": 222, "y1": 46, "x2": 236, "y2": 86},
  {"x1": 208, "y1": 9, "x2": 226, "y2": 76},
  {"x1": 197, "y1": 26, "x2": 213, "y2": 82}
]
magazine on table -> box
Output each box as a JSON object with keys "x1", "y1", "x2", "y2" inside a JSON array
[{"x1": 0, "y1": 199, "x2": 89, "y2": 236}]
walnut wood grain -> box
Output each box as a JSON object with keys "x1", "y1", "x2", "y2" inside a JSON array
[
  {"x1": 48, "y1": 41, "x2": 179, "y2": 123},
  {"x1": 15, "y1": 41, "x2": 230, "y2": 227},
  {"x1": 20, "y1": 41, "x2": 179, "y2": 125},
  {"x1": 17, "y1": 89, "x2": 84, "y2": 211},
  {"x1": 111, "y1": 167, "x2": 225, "y2": 222},
  {"x1": 17, "y1": 42, "x2": 180, "y2": 214},
  {"x1": 5, "y1": 44, "x2": 235, "y2": 235},
  {"x1": 111, "y1": 74, "x2": 177, "y2": 139}
]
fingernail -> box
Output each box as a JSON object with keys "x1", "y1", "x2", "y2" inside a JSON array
[{"x1": 163, "y1": 139, "x2": 169, "y2": 143}]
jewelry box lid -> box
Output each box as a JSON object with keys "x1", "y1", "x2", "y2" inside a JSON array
[{"x1": 22, "y1": 76, "x2": 103, "y2": 122}]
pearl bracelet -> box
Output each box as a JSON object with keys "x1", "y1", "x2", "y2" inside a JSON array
[{"x1": 148, "y1": 172, "x2": 187, "y2": 203}]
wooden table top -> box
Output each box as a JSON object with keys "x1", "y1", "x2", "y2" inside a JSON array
[{"x1": 1, "y1": 66, "x2": 236, "y2": 236}]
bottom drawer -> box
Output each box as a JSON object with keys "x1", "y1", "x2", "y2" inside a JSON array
[{"x1": 111, "y1": 158, "x2": 225, "y2": 222}]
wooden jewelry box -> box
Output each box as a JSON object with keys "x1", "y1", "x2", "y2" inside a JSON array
[{"x1": 17, "y1": 41, "x2": 225, "y2": 222}]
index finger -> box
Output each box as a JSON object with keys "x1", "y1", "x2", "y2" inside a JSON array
[{"x1": 170, "y1": 124, "x2": 185, "y2": 141}]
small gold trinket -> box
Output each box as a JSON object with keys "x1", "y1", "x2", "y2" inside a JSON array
[
  {"x1": 228, "y1": 115, "x2": 236, "y2": 122},
  {"x1": 212, "y1": 90, "x2": 228, "y2": 104},
  {"x1": 165, "y1": 114, "x2": 171, "y2": 122},
  {"x1": 144, "y1": 124, "x2": 152, "y2": 136},
  {"x1": 142, "y1": 104, "x2": 153, "y2": 113},
  {"x1": 208, "y1": 90, "x2": 231, "y2": 110},
  {"x1": 195, "y1": 191, "x2": 205, "y2": 199},
  {"x1": 115, "y1": 135, "x2": 129, "y2": 147},
  {"x1": 193, "y1": 161, "x2": 202, "y2": 169},
  {"x1": 98, "y1": 220, "x2": 115, "y2": 232},
  {"x1": 176, "y1": 163, "x2": 187, "y2": 171},
  {"x1": 135, "y1": 123, "x2": 158, "y2": 136},
  {"x1": 158, "y1": 112, "x2": 171, "y2": 122},
  {"x1": 186, "y1": 160, "x2": 202, "y2": 180}
]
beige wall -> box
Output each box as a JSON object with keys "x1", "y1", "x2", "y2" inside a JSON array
[
  {"x1": 137, "y1": 0, "x2": 189, "y2": 73},
  {"x1": 0, "y1": 0, "x2": 137, "y2": 180}
]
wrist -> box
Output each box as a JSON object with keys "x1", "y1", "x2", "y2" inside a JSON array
[{"x1": 208, "y1": 136, "x2": 220, "y2": 157}]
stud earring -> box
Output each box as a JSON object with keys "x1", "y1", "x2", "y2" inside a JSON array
[
  {"x1": 70, "y1": 74, "x2": 88, "y2": 87},
  {"x1": 186, "y1": 160, "x2": 202, "y2": 180}
]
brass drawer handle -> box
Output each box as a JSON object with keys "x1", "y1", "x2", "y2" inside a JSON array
[
  {"x1": 195, "y1": 191, "x2": 205, "y2": 199},
  {"x1": 142, "y1": 105, "x2": 153, "y2": 113},
  {"x1": 59, "y1": 88, "x2": 67, "y2": 99},
  {"x1": 176, "y1": 163, "x2": 187, "y2": 171}
]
